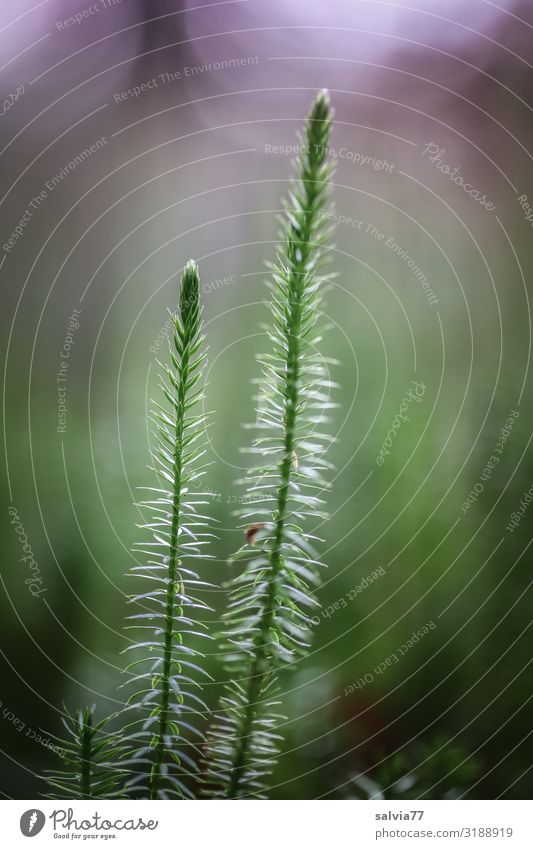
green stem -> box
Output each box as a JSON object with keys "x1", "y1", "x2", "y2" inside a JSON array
[
  {"x1": 226, "y1": 294, "x2": 303, "y2": 799},
  {"x1": 80, "y1": 714, "x2": 92, "y2": 799},
  {"x1": 216, "y1": 92, "x2": 332, "y2": 799},
  {"x1": 149, "y1": 329, "x2": 189, "y2": 799},
  {"x1": 226, "y1": 184, "x2": 316, "y2": 800}
]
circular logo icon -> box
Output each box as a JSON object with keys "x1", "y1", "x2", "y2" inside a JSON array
[{"x1": 20, "y1": 810, "x2": 46, "y2": 837}]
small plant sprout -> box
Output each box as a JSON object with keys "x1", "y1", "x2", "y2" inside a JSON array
[
  {"x1": 121, "y1": 260, "x2": 214, "y2": 799},
  {"x1": 202, "y1": 90, "x2": 336, "y2": 798},
  {"x1": 44, "y1": 706, "x2": 126, "y2": 799}
]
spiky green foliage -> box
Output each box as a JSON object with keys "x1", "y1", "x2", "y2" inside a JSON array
[
  {"x1": 202, "y1": 90, "x2": 336, "y2": 798},
  {"x1": 346, "y1": 739, "x2": 480, "y2": 800},
  {"x1": 121, "y1": 260, "x2": 213, "y2": 799},
  {"x1": 44, "y1": 706, "x2": 125, "y2": 799}
]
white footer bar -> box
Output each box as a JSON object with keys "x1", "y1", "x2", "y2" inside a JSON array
[{"x1": 2, "y1": 799, "x2": 530, "y2": 848}]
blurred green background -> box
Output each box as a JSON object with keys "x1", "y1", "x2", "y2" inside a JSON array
[{"x1": 1, "y1": 0, "x2": 532, "y2": 799}]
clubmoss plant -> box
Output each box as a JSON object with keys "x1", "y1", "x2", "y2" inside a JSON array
[
  {"x1": 202, "y1": 90, "x2": 336, "y2": 798},
  {"x1": 44, "y1": 91, "x2": 338, "y2": 802},
  {"x1": 44, "y1": 706, "x2": 125, "y2": 799},
  {"x1": 121, "y1": 260, "x2": 214, "y2": 799}
]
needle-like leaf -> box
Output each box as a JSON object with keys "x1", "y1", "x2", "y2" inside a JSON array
[
  {"x1": 43, "y1": 706, "x2": 126, "y2": 799},
  {"x1": 202, "y1": 90, "x2": 336, "y2": 798},
  {"x1": 122, "y1": 260, "x2": 213, "y2": 799}
]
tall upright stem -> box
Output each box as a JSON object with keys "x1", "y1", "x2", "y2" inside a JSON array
[
  {"x1": 149, "y1": 354, "x2": 187, "y2": 798},
  {"x1": 225, "y1": 92, "x2": 331, "y2": 797}
]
